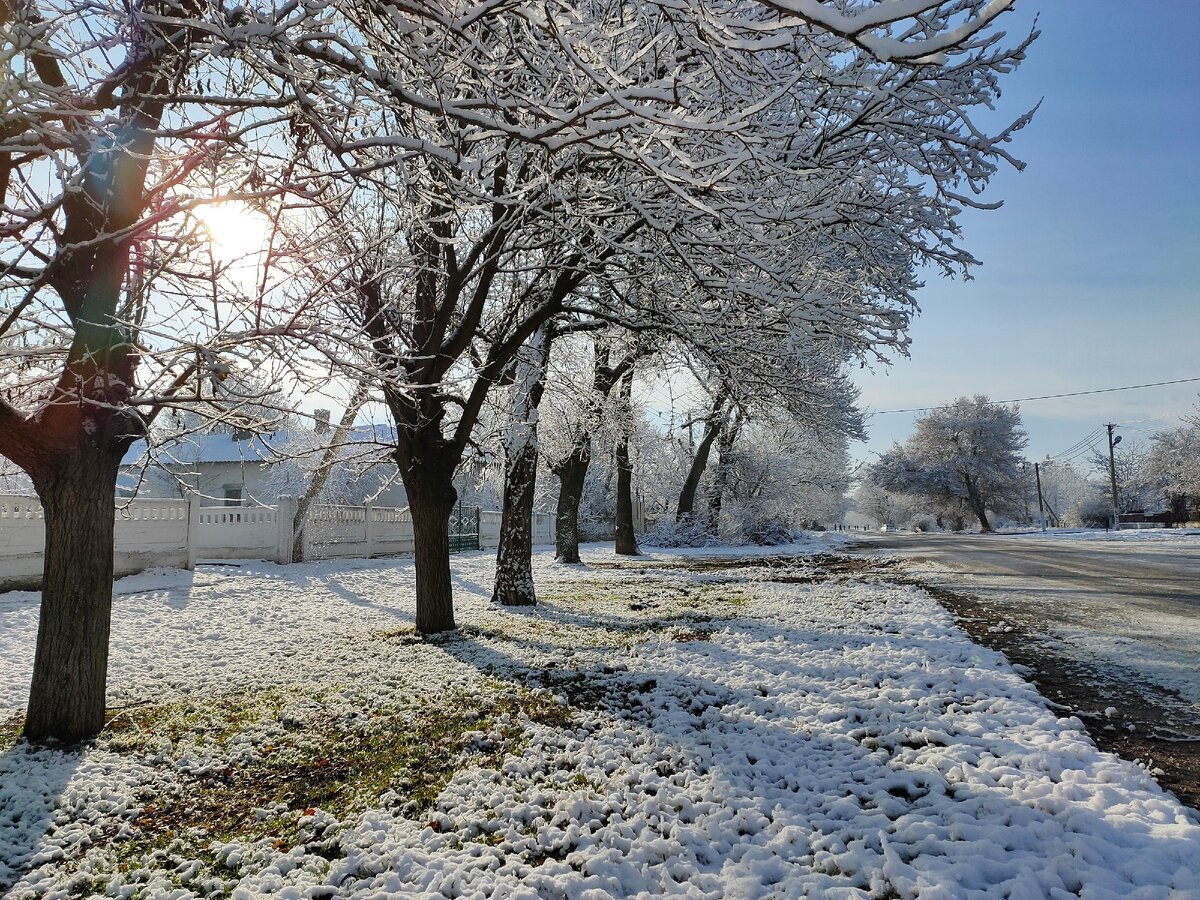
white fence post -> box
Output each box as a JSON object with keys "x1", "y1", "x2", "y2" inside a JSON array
[
  {"x1": 276, "y1": 496, "x2": 296, "y2": 565},
  {"x1": 364, "y1": 502, "x2": 375, "y2": 557},
  {"x1": 186, "y1": 495, "x2": 201, "y2": 570}
]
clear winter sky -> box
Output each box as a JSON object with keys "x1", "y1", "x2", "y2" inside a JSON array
[{"x1": 852, "y1": 0, "x2": 1200, "y2": 470}]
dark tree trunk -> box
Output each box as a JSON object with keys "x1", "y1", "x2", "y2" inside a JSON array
[
  {"x1": 395, "y1": 425, "x2": 459, "y2": 634},
  {"x1": 614, "y1": 440, "x2": 638, "y2": 555},
  {"x1": 493, "y1": 329, "x2": 552, "y2": 604},
  {"x1": 553, "y1": 449, "x2": 590, "y2": 563},
  {"x1": 614, "y1": 372, "x2": 639, "y2": 556},
  {"x1": 494, "y1": 442, "x2": 540, "y2": 603},
  {"x1": 1168, "y1": 493, "x2": 1188, "y2": 525},
  {"x1": 706, "y1": 410, "x2": 741, "y2": 533},
  {"x1": 676, "y1": 396, "x2": 725, "y2": 523},
  {"x1": 25, "y1": 448, "x2": 122, "y2": 743},
  {"x1": 19, "y1": 268, "x2": 143, "y2": 744},
  {"x1": 964, "y1": 476, "x2": 991, "y2": 532},
  {"x1": 549, "y1": 337, "x2": 639, "y2": 562}
]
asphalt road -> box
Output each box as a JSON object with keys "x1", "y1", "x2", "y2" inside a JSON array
[
  {"x1": 850, "y1": 531, "x2": 1200, "y2": 806},
  {"x1": 858, "y1": 531, "x2": 1199, "y2": 611}
]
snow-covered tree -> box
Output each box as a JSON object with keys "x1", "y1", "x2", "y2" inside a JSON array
[
  {"x1": 1, "y1": 0, "x2": 1037, "y2": 737},
  {"x1": 1143, "y1": 425, "x2": 1200, "y2": 521},
  {"x1": 851, "y1": 479, "x2": 918, "y2": 529},
  {"x1": 868, "y1": 397, "x2": 1027, "y2": 532},
  {"x1": 542, "y1": 332, "x2": 644, "y2": 563},
  {"x1": 493, "y1": 325, "x2": 554, "y2": 606},
  {"x1": 1033, "y1": 461, "x2": 1098, "y2": 527},
  {"x1": 721, "y1": 418, "x2": 852, "y2": 542},
  {"x1": 273, "y1": 0, "x2": 1035, "y2": 632},
  {"x1": 1090, "y1": 438, "x2": 1156, "y2": 515},
  {"x1": 0, "y1": 0, "x2": 340, "y2": 741}
]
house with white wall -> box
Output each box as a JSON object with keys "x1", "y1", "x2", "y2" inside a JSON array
[{"x1": 120, "y1": 423, "x2": 407, "y2": 507}]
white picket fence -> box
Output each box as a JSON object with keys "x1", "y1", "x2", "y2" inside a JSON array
[{"x1": 0, "y1": 494, "x2": 556, "y2": 591}]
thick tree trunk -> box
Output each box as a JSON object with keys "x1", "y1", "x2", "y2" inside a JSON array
[
  {"x1": 553, "y1": 450, "x2": 590, "y2": 563},
  {"x1": 395, "y1": 423, "x2": 459, "y2": 634},
  {"x1": 25, "y1": 449, "x2": 122, "y2": 742},
  {"x1": 493, "y1": 327, "x2": 551, "y2": 604},
  {"x1": 614, "y1": 439, "x2": 639, "y2": 555},
  {"x1": 494, "y1": 443, "x2": 540, "y2": 603},
  {"x1": 676, "y1": 397, "x2": 725, "y2": 523},
  {"x1": 613, "y1": 372, "x2": 639, "y2": 556},
  {"x1": 964, "y1": 477, "x2": 991, "y2": 532},
  {"x1": 404, "y1": 471, "x2": 458, "y2": 633}
]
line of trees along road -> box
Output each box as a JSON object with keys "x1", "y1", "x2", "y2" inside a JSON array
[{"x1": 0, "y1": 1, "x2": 1036, "y2": 741}]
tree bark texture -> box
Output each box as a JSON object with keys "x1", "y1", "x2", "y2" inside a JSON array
[
  {"x1": 553, "y1": 449, "x2": 590, "y2": 564},
  {"x1": 493, "y1": 327, "x2": 551, "y2": 604},
  {"x1": 393, "y1": 416, "x2": 460, "y2": 633},
  {"x1": 494, "y1": 443, "x2": 540, "y2": 603},
  {"x1": 613, "y1": 371, "x2": 639, "y2": 556},
  {"x1": 24, "y1": 449, "x2": 123, "y2": 742}
]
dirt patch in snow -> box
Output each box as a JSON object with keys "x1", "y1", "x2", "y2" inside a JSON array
[{"x1": 590, "y1": 552, "x2": 899, "y2": 581}]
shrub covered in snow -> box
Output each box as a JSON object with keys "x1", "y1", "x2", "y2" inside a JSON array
[
  {"x1": 906, "y1": 513, "x2": 941, "y2": 533},
  {"x1": 644, "y1": 517, "x2": 723, "y2": 548}
]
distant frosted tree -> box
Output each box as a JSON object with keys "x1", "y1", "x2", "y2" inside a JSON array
[
  {"x1": 1034, "y1": 461, "x2": 1098, "y2": 526},
  {"x1": 1143, "y1": 425, "x2": 1200, "y2": 521},
  {"x1": 868, "y1": 396, "x2": 1027, "y2": 532},
  {"x1": 851, "y1": 479, "x2": 917, "y2": 529},
  {"x1": 1090, "y1": 438, "x2": 1156, "y2": 514}
]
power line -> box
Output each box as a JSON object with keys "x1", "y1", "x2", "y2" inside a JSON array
[
  {"x1": 1048, "y1": 427, "x2": 1103, "y2": 461},
  {"x1": 867, "y1": 376, "x2": 1200, "y2": 416},
  {"x1": 1057, "y1": 441, "x2": 1103, "y2": 466}
]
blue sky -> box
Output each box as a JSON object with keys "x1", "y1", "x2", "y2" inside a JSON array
[{"x1": 853, "y1": 0, "x2": 1200, "y2": 468}]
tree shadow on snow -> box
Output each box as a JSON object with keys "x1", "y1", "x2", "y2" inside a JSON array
[
  {"x1": 0, "y1": 740, "x2": 84, "y2": 891},
  {"x1": 432, "y1": 621, "x2": 1200, "y2": 895},
  {"x1": 316, "y1": 579, "x2": 413, "y2": 621}
]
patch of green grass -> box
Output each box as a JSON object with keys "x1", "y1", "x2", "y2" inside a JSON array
[
  {"x1": 371, "y1": 624, "x2": 421, "y2": 642},
  {"x1": 104, "y1": 688, "x2": 292, "y2": 754},
  {"x1": 0, "y1": 711, "x2": 22, "y2": 750},
  {"x1": 569, "y1": 771, "x2": 603, "y2": 792},
  {"x1": 103, "y1": 683, "x2": 576, "y2": 889}
]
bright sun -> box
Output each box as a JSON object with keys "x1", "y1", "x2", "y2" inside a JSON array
[{"x1": 193, "y1": 201, "x2": 272, "y2": 267}]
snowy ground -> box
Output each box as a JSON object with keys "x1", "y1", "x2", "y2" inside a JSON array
[
  {"x1": 1000, "y1": 528, "x2": 1200, "y2": 543},
  {"x1": 2, "y1": 543, "x2": 1198, "y2": 898}
]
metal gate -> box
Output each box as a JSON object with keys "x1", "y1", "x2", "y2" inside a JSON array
[{"x1": 448, "y1": 504, "x2": 480, "y2": 552}]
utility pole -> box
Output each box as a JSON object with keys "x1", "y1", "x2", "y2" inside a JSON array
[
  {"x1": 1106, "y1": 423, "x2": 1121, "y2": 529},
  {"x1": 1034, "y1": 462, "x2": 1047, "y2": 532}
]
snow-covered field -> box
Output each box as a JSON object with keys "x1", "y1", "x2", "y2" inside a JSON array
[{"x1": 2, "y1": 543, "x2": 1198, "y2": 898}]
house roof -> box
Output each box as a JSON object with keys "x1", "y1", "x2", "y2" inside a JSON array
[{"x1": 121, "y1": 424, "x2": 397, "y2": 467}]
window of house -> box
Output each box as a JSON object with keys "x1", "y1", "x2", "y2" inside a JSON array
[{"x1": 223, "y1": 485, "x2": 243, "y2": 506}]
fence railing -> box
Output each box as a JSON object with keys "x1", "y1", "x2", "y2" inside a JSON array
[{"x1": 0, "y1": 494, "x2": 557, "y2": 591}]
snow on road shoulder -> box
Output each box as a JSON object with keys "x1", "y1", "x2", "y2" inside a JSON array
[
  {"x1": 2, "y1": 546, "x2": 1198, "y2": 897},
  {"x1": 993, "y1": 528, "x2": 1200, "y2": 544}
]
